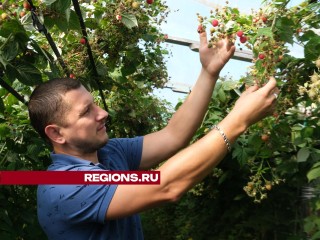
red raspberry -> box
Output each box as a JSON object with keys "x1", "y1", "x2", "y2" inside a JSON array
[
  {"x1": 212, "y1": 19, "x2": 219, "y2": 27},
  {"x1": 237, "y1": 30, "x2": 244, "y2": 37},
  {"x1": 258, "y1": 53, "x2": 266, "y2": 60},
  {"x1": 239, "y1": 36, "x2": 247, "y2": 43}
]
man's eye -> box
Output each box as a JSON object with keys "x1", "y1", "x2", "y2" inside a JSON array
[
  {"x1": 84, "y1": 108, "x2": 90, "y2": 114},
  {"x1": 81, "y1": 108, "x2": 90, "y2": 116}
]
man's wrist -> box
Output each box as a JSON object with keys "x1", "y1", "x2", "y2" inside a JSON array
[
  {"x1": 218, "y1": 114, "x2": 248, "y2": 143},
  {"x1": 200, "y1": 68, "x2": 220, "y2": 81},
  {"x1": 211, "y1": 125, "x2": 232, "y2": 152}
]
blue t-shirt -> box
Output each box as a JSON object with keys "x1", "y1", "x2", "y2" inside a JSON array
[{"x1": 37, "y1": 137, "x2": 144, "y2": 240}]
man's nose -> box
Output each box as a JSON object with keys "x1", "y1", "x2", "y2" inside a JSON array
[{"x1": 97, "y1": 106, "x2": 108, "y2": 121}]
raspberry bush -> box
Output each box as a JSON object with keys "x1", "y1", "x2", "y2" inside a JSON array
[
  {"x1": 143, "y1": 1, "x2": 320, "y2": 239},
  {"x1": 0, "y1": 0, "x2": 171, "y2": 238}
]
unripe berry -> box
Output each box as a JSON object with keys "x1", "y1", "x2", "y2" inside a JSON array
[
  {"x1": 261, "y1": 134, "x2": 269, "y2": 142},
  {"x1": 132, "y1": 1, "x2": 140, "y2": 9},
  {"x1": 316, "y1": 59, "x2": 320, "y2": 68},
  {"x1": 23, "y1": 1, "x2": 31, "y2": 10},
  {"x1": 265, "y1": 184, "x2": 272, "y2": 191},
  {"x1": 20, "y1": 11, "x2": 26, "y2": 18},
  {"x1": 1, "y1": 13, "x2": 8, "y2": 20},
  {"x1": 116, "y1": 14, "x2": 122, "y2": 21}
]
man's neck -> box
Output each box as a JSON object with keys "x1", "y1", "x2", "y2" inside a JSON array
[{"x1": 53, "y1": 147, "x2": 99, "y2": 164}]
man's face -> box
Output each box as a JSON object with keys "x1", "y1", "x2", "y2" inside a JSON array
[{"x1": 58, "y1": 86, "x2": 109, "y2": 154}]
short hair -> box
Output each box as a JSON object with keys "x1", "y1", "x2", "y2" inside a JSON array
[{"x1": 28, "y1": 78, "x2": 82, "y2": 142}]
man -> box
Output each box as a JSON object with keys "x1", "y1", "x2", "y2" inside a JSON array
[{"x1": 28, "y1": 31, "x2": 278, "y2": 239}]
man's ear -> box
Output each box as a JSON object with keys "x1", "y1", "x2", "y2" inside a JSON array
[{"x1": 45, "y1": 125, "x2": 65, "y2": 144}]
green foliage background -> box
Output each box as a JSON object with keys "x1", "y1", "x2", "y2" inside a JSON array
[
  {"x1": 0, "y1": 0, "x2": 319, "y2": 239},
  {"x1": 142, "y1": 1, "x2": 320, "y2": 239},
  {"x1": 0, "y1": 0, "x2": 171, "y2": 239}
]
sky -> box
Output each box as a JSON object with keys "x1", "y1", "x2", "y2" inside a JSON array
[{"x1": 155, "y1": 0, "x2": 304, "y2": 107}]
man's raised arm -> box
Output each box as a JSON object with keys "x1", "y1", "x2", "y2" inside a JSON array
[
  {"x1": 107, "y1": 78, "x2": 278, "y2": 219},
  {"x1": 140, "y1": 31, "x2": 236, "y2": 169}
]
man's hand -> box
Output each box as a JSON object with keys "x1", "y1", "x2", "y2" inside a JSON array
[
  {"x1": 139, "y1": 30, "x2": 236, "y2": 170},
  {"x1": 223, "y1": 77, "x2": 279, "y2": 132},
  {"x1": 199, "y1": 31, "x2": 236, "y2": 78}
]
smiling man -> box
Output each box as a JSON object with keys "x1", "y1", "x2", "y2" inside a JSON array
[{"x1": 28, "y1": 31, "x2": 279, "y2": 239}]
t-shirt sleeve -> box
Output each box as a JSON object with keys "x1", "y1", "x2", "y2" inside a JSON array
[
  {"x1": 99, "y1": 136, "x2": 143, "y2": 170},
  {"x1": 117, "y1": 136, "x2": 143, "y2": 170}
]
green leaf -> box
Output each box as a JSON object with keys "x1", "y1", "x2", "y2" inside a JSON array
[
  {"x1": 30, "y1": 40, "x2": 54, "y2": 63},
  {"x1": 248, "y1": 134, "x2": 263, "y2": 150},
  {"x1": 128, "y1": 110, "x2": 136, "y2": 118},
  {"x1": 257, "y1": 27, "x2": 273, "y2": 39},
  {"x1": 109, "y1": 68, "x2": 126, "y2": 83},
  {"x1": 297, "y1": 147, "x2": 310, "y2": 162},
  {"x1": 121, "y1": 64, "x2": 136, "y2": 76},
  {"x1": 54, "y1": 16, "x2": 69, "y2": 32},
  {"x1": 20, "y1": 12, "x2": 34, "y2": 32},
  {"x1": 0, "y1": 19, "x2": 26, "y2": 38},
  {"x1": 218, "y1": 170, "x2": 230, "y2": 185},
  {"x1": 43, "y1": 15, "x2": 55, "y2": 29},
  {"x1": 0, "y1": 38, "x2": 19, "y2": 63},
  {"x1": 85, "y1": 18, "x2": 99, "y2": 29},
  {"x1": 51, "y1": 0, "x2": 71, "y2": 12},
  {"x1": 307, "y1": 167, "x2": 320, "y2": 182},
  {"x1": 222, "y1": 81, "x2": 237, "y2": 91},
  {"x1": 301, "y1": 126, "x2": 314, "y2": 138},
  {"x1": 6, "y1": 63, "x2": 42, "y2": 86},
  {"x1": 42, "y1": 0, "x2": 58, "y2": 5},
  {"x1": 311, "y1": 231, "x2": 320, "y2": 240},
  {"x1": 299, "y1": 30, "x2": 317, "y2": 42},
  {"x1": 304, "y1": 36, "x2": 320, "y2": 61},
  {"x1": 121, "y1": 13, "x2": 138, "y2": 29},
  {"x1": 0, "y1": 123, "x2": 10, "y2": 137},
  {"x1": 68, "y1": 10, "x2": 82, "y2": 31},
  {"x1": 0, "y1": 55, "x2": 8, "y2": 68},
  {"x1": 275, "y1": 17, "x2": 295, "y2": 44},
  {"x1": 232, "y1": 146, "x2": 249, "y2": 167},
  {"x1": 217, "y1": 89, "x2": 226, "y2": 102}
]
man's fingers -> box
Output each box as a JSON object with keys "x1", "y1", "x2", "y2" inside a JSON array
[
  {"x1": 261, "y1": 77, "x2": 277, "y2": 95},
  {"x1": 199, "y1": 31, "x2": 208, "y2": 48},
  {"x1": 225, "y1": 37, "x2": 235, "y2": 52},
  {"x1": 243, "y1": 84, "x2": 259, "y2": 95},
  {"x1": 227, "y1": 44, "x2": 236, "y2": 57}
]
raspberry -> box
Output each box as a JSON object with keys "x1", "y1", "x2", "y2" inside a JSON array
[
  {"x1": 240, "y1": 36, "x2": 247, "y2": 43},
  {"x1": 80, "y1": 38, "x2": 86, "y2": 44},
  {"x1": 212, "y1": 19, "x2": 219, "y2": 27},
  {"x1": 237, "y1": 31, "x2": 244, "y2": 37},
  {"x1": 258, "y1": 53, "x2": 266, "y2": 60}
]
